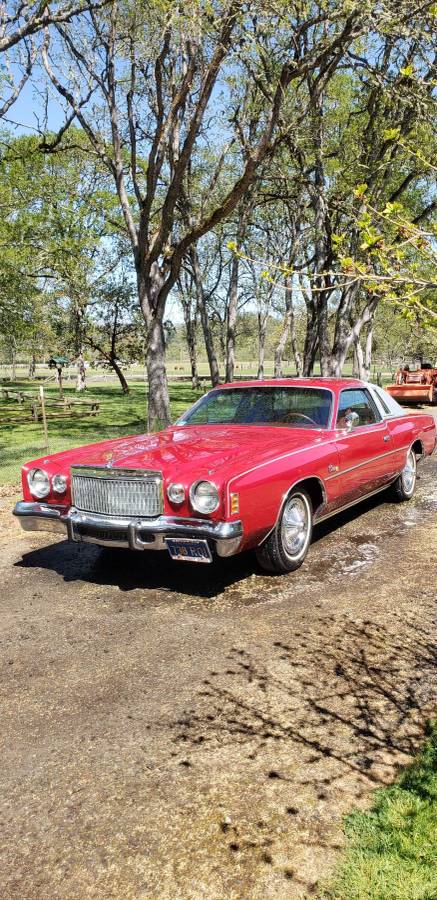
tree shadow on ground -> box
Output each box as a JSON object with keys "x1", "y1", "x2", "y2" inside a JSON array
[{"x1": 164, "y1": 612, "x2": 436, "y2": 891}]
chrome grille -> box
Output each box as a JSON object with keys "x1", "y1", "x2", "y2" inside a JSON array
[{"x1": 71, "y1": 466, "x2": 163, "y2": 518}]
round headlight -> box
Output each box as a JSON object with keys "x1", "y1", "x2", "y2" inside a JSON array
[
  {"x1": 190, "y1": 480, "x2": 219, "y2": 514},
  {"x1": 52, "y1": 474, "x2": 68, "y2": 494},
  {"x1": 167, "y1": 483, "x2": 185, "y2": 504},
  {"x1": 27, "y1": 468, "x2": 50, "y2": 499}
]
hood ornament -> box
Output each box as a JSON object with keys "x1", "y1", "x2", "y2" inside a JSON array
[{"x1": 104, "y1": 451, "x2": 114, "y2": 468}]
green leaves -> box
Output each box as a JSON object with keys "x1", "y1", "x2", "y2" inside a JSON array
[
  {"x1": 383, "y1": 127, "x2": 401, "y2": 142},
  {"x1": 353, "y1": 183, "x2": 368, "y2": 199}
]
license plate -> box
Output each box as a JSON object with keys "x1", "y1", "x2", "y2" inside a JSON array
[{"x1": 165, "y1": 538, "x2": 212, "y2": 563}]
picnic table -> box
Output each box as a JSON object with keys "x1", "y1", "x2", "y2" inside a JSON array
[{"x1": 0, "y1": 389, "x2": 100, "y2": 424}]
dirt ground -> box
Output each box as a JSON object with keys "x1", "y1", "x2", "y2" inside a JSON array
[{"x1": 1, "y1": 432, "x2": 436, "y2": 899}]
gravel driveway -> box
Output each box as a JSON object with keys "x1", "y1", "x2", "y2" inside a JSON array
[{"x1": 1, "y1": 438, "x2": 436, "y2": 899}]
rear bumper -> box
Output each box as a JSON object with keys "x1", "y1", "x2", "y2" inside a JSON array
[{"x1": 13, "y1": 501, "x2": 243, "y2": 558}]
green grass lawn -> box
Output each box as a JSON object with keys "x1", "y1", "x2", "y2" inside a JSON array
[
  {"x1": 322, "y1": 723, "x2": 437, "y2": 900},
  {"x1": 0, "y1": 380, "x2": 203, "y2": 486}
]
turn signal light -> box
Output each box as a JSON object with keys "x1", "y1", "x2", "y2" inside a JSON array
[{"x1": 230, "y1": 492, "x2": 239, "y2": 514}]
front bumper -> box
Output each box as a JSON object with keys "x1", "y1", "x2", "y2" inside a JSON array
[{"x1": 13, "y1": 501, "x2": 243, "y2": 558}]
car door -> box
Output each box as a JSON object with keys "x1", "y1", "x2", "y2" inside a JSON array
[{"x1": 333, "y1": 388, "x2": 397, "y2": 505}]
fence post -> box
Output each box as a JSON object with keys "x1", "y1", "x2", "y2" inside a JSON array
[{"x1": 39, "y1": 386, "x2": 49, "y2": 455}]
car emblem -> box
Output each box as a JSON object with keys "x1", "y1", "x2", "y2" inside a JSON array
[{"x1": 104, "y1": 451, "x2": 114, "y2": 468}]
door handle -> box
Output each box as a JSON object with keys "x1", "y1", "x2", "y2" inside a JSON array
[{"x1": 383, "y1": 435, "x2": 390, "y2": 442}]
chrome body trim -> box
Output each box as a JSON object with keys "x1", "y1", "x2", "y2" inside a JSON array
[
  {"x1": 13, "y1": 501, "x2": 243, "y2": 558},
  {"x1": 313, "y1": 483, "x2": 396, "y2": 524},
  {"x1": 13, "y1": 501, "x2": 68, "y2": 534},
  {"x1": 325, "y1": 444, "x2": 410, "y2": 480},
  {"x1": 71, "y1": 465, "x2": 162, "y2": 479}
]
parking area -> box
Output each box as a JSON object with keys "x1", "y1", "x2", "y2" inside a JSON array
[{"x1": 1, "y1": 445, "x2": 436, "y2": 898}]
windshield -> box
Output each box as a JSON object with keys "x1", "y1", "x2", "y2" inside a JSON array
[{"x1": 177, "y1": 387, "x2": 332, "y2": 428}]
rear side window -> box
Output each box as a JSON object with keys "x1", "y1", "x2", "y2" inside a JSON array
[
  {"x1": 372, "y1": 386, "x2": 391, "y2": 415},
  {"x1": 336, "y1": 389, "x2": 381, "y2": 427}
]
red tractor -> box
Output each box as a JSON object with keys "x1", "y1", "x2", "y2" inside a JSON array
[{"x1": 386, "y1": 363, "x2": 437, "y2": 405}]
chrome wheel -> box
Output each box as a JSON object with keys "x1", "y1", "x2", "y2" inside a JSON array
[
  {"x1": 256, "y1": 488, "x2": 313, "y2": 573},
  {"x1": 401, "y1": 449, "x2": 416, "y2": 495},
  {"x1": 280, "y1": 493, "x2": 311, "y2": 560}
]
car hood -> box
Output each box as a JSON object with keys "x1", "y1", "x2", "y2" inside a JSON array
[{"x1": 50, "y1": 424, "x2": 324, "y2": 483}]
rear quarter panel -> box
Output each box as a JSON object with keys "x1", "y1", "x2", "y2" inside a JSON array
[{"x1": 387, "y1": 412, "x2": 437, "y2": 463}]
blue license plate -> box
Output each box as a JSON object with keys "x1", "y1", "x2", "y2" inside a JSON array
[{"x1": 165, "y1": 538, "x2": 212, "y2": 563}]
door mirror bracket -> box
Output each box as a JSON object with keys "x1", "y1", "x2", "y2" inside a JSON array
[{"x1": 344, "y1": 411, "x2": 360, "y2": 432}]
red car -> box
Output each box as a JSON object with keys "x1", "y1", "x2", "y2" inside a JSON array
[{"x1": 14, "y1": 378, "x2": 436, "y2": 574}]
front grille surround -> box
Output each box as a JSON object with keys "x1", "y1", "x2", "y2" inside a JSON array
[{"x1": 71, "y1": 466, "x2": 163, "y2": 518}]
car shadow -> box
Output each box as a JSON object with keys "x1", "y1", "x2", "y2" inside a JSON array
[
  {"x1": 15, "y1": 539, "x2": 257, "y2": 598},
  {"x1": 15, "y1": 491, "x2": 394, "y2": 599}
]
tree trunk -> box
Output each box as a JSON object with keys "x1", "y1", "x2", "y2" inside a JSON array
[
  {"x1": 182, "y1": 300, "x2": 200, "y2": 390},
  {"x1": 225, "y1": 195, "x2": 254, "y2": 382},
  {"x1": 312, "y1": 146, "x2": 330, "y2": 372},
  {"x1": 302, "y1": 300, "x2": 318, "y2": 376},
  {"x1": 137, "y1": 264, "x2": 172, "y2": 431},
  {"x1": 364, "y1": 323, "x2": 373, "y2": 381},
  {"x1": 76, "y1": 352, "x2": 86, "y2": 392},
  {"x1": 274, "y1": 313, "x2": 290, "y2": 377},
  {"x1": 188, "y1": 327, "x2": 200, "y2": 390},
  {"x1": 330, "y1": 282, "x2": 360, "y2": 376},
  {"x1": 110, "y1": 356, "x2": 130, "y2": 394},
  {"x1": 307, "y1": 82, "x2": 332, "y2": 376},
  {"x1": 317, "y1": 298, "x2": 331, "y2": 376},
  {"x1": 28, "y1": 353, "x2": 36, "y2": 379},
  {"x1": 56, "y1": 366, "x2": 64, "y2": 399},
  {"x1": 201, "y1": 303, "x2": 220, "y2": 387},
  {"x1": 257, "y1": 313, "x2": 267, "y2": 380},
  {"x1": 287, "y1": 284, "x2": 302, "y2": 376},
  {"x1": 352, "y1": 340, "x2": 361, "y2": 378},
  {"x1": 353, "y1": 336, "x2": 364, "y2": 379},
  {"x1": 190, "y1": 248, "x2": 220, "y2": 387},
  {"x1": 217, "y1": 314, "x2": 226, "y2": 362},
  {"x1": 274, "y1": 274, "x2": 302, "y2": 377},
  {"x1": 225, "y1": 251, "x2": 239, "y2": 383},
  {"x1": 351, "y1": 327, "x2": 372, "y2": 381},
  {"x1": 10, "y1": 342, "x2": 16, "y2": 381},
  {"x1": 146, "y1": 318, "x2": 171, "y2": 431}
]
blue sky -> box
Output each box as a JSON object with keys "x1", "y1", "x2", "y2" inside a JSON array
[{"x1": 2, "y1": 75, "x2": 64, "y2": 134}]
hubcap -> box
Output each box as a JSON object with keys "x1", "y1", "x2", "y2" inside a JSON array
[
  {"x1": 281, "y1": 495, "x2": 310, "y2": 558},
  {"x1": 402, "y1": 449, "x2": 416, "y2": 494}
]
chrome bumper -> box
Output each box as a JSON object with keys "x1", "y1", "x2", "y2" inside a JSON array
[{"x1": 13, "y1": 501, "x2": 243, "y2": 558}]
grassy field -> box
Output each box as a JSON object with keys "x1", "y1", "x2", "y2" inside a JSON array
[
  {"x1": 322, "y1": 723, "x2": 437, "y2": 900},
  {"x1": 0, "y1": 379, "x2": 203, "y2": 486}
]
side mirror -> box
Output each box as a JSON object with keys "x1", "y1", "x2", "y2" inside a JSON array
[{"x1": 344, "y1": 411, "x2": 360, "y2": 432}]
